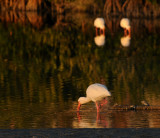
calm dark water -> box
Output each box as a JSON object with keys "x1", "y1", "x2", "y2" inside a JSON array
[{"x1": 0, "y1": 11, "x2": 160, "y2": 128}]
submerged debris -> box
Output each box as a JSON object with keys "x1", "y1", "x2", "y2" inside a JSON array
[
  {"x1": 111, "y1": 104, "x2": 160, "y2": 111},
  {"x1": 141, "y1": 100, "x2": 150, "y2": 106}
]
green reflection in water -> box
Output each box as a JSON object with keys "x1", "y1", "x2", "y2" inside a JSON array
[{"x1": 0, "y1": 14, "x2": 160, "y2": 128}]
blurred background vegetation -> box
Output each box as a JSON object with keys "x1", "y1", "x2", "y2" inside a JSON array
[
  {"x1": 0, "y1": 12, "x2": 160, "y2": 106},
  {"x1": 0, "y1": 5, "x2": 160, "y2": 128},
  {"x1": 1, "y1": 0, "x2": 160, "y2": 17}
]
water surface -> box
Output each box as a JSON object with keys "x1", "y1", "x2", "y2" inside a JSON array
[{"x1": 0, "y1": 11, "x2": 160, "y2": 128}]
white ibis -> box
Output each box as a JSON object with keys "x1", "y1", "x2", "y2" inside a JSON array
[
  {"x1": 77, "y1": 83, "x2": 111, "y2": 112},
  {"x1": 120, "y1": 18, "x2": 131, "y2": 36},
  {"x1": 94, "y1": 18, "x2": 105, "y2": 35}
]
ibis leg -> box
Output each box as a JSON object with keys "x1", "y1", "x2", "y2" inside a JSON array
[
  {"x1": 96, "y1": 28, "x2": 98, "y2": 36},
  {"x1": 124, "y1": 29, "x2": 127, "y2": 36},
  {"x1": 96, "y1": 102, "x2": 100, "y2": 112}
]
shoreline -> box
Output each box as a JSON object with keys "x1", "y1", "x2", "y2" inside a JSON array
[
  {"x1": 1, "y1": 0, "x2": 160, "y2": 18},
  {"x1": 0, "y1": 128, "x2": 160, "y2": 137}
]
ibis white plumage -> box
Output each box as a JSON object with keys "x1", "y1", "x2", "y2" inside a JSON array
[
  {"x1": 120, "y1": 18, "x2": 131, "y2": 36},
  {"x1": 77, "y1": 83, "x2": 111, "y2": 112},
  {"x1": 94, "y1": 18, "x2": 105, "y2": 35}
]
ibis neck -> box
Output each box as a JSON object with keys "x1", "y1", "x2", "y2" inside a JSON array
[
  {"x1": 78, "y1": 97, "x2": 92, "y2": 105},
  {"x1": 82, "y1": 97, "x2": 92, "y2": 104}
]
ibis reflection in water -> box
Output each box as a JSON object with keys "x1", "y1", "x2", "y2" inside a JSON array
[
  {"x1": 76, "y1": 111, "x2": 109, "y2": 128},
  {"x1": 94, "y1": 18, "x2": 106, "y2": 47},
  {"x1": 76, "y1": 83, "x2": 111, "y2": 127},
  {"x1": 120, "y1": 18, "x2": 131, "y2": 47}
]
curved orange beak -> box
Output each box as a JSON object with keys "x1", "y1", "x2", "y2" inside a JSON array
[{"x1": 77, "y1": 102, "x2": 81, "y2": 112}]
